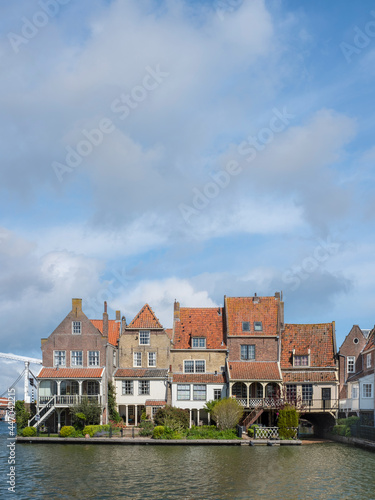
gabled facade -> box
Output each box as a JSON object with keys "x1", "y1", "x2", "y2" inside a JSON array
[
  {"x1": 34, "y1": 299, "x2": 120, "y2": 431},
  {"x1": 115, "y1": 304, "x2": 171, "y2": 424},
  {"x1": 281, "y1": 323, "x2": 339, "y2": 416}
]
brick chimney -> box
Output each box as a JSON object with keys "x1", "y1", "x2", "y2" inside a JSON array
[
  {"x1": 72, "y1": 298, "x2": 82, "y2": 317},
  {"x1": 115, "y1": 310, "x2": 121, "y2": 322},
  {"x1": 174, "y1": 300, "x2": 180, "y2": 322},
  {"x1": 103, "y1": 301, "x2": 108, "y2": 337}
]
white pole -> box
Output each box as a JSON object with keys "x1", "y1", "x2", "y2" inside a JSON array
[{"x1": 24, "y1": 361, "x2": 30, "y2": 403}]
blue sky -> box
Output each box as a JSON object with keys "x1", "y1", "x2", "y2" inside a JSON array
[{"x1": 1, "y1": 0, "x2": 375, "y2": 394}]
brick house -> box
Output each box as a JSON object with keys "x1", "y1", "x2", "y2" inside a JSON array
[
  {"x1": 338, "y1": 325, "x2": 371, "y2": 415},
  {"x1": 33, "y1": 299, "x2": 120, "y2": 431},
  {"x1": 170, "y1": 301, "x2": 228, "y2": 426},
  {"x1": 281, "y1": 323, "x2": 339, "y2": 419},
  {"x1": 114, "y1": 304, "x2": 171, "y2": 425}
]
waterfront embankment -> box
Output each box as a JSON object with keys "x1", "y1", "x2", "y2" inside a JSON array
[{"x1": 324, "y1": 433, "x2": 375, "y2": 453}]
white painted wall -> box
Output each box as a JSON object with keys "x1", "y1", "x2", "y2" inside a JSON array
[
  {"x1": 172, "y1": 383, "x2": 227, "y2": 410},
  {"x1": 115, "y1": 379, "x2": 167, "y2": 406}
]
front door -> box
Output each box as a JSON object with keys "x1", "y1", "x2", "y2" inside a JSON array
[{"x1": 321, "y1": 388, "x2": 331, "y2": 410}]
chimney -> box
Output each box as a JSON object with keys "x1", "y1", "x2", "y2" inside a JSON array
[
  {"x1": 103, "y1": 301, "x2": 108, "y2": 337},
  {"x1": 275, "y1": 292, "x2": 280, "y2": 299},
  {"x1": 72, "y1": 298, "x2": 82, "y2": 317},
  {"x1": 116, "y1": 310, "x2": 121, "y2": 322},
  {"x1": 253, "y1": 293, "x2": 260, "y2": 304},
  {"x1": 174, "y1": 300, "x2": 180, "y2": 322}
]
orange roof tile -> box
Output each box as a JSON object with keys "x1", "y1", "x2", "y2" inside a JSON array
[
  {"x1": 0, "y1": 398, "x2": 11, "y2": 407},
  {"x1": 145, "y1": 400, "x2": 167, "y2": 406},
  {"x1": 37, "y1": 368, "x2": 104, "y2": 379},
  {"x1": 165, "y1": 328, "x2": 173, "y2": 340},
  {"x1": 91, "y1": 319, "x2": 120, "y2": 346},
  {"x1": 173, "y1": 307, "x2": 225, "y2": 349},
  {"x1": 127, "y1": 304, "x2": 163, "y2": 329},
  {"x1": 115, "y1": 368, "x2": 168, "y2": 378},
  {"x1": 281, "y1": 323, "x2": 336, "y2": 369},
  {"x1": 282, "y1": 371, "x2": 337, "y2": 383},
  {"x1": 225, "y1": 296, "x2": 280, "y2": 336},
  {"x1": 173, "y1": 373, "x2": 226, "y2": 384},
  {"x1": 228, "y1": 361, "x2": 281, "y2": 381},
  {"x1": 363, "y1": 331, "x2": 375, "y2": 352}
]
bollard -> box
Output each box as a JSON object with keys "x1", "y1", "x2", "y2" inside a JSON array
[
  {"x1": 36, "y1": 426, "x2": 39, "y2": 437},
  {"x1": 109, "y1": 427, "x2": 112, "y2": 438},
  {"x1": 48, "y1": 427, "x2": 50, "y2": 437},
  {"x1": 121, "y1": 428, "x2": 123, "y2": 438},
  {"x1": 132, "y1": 427, "x2": 135, "y2": 439}
]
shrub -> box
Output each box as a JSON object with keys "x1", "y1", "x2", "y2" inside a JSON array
[
  {"x1": 22, "y1": 426, "x2": 37, "y2": 437},
  {"x1": 154, "y1": 406, "x2": 189, "y2": 430},
  {"x1": 70, "y1": 397, "x2": 102, "y2": 429},
  {"x1": 247, "y1": 424, "x2": 259, "y2": 438},
  {"x1": 277, "y1": 405, "x2": 299, "y2": 439},
  {"x1": 186, "y1": 425, "x2": 238, "y2": 440},
  {"x1": 153, "y1": 426, "x2": 165, "y2": 439},
  {"x1": 82, "y1": 424, "x2": 110, "y2": 437},
  {"x1": 139, "y1": 420, "x2": 155, "y2": 437},
  {"x1": 337, "y1": 416, "x2": 360, "y2": 426},
  {"x1": 108, "y1": 381, "x2": 122, "y2": 423},
  {"x1": 211, "y1": 398, "x2": 243, "y2": 430},
  {"x1": 332, "y1": 425, "x2": 346, "y2": 436},
  {"x1": 16, "y1": 401, "x2": 30, "y2": 434},
  {"x1": 59, "y1": 426, "x2": 75, "y2": 437}
]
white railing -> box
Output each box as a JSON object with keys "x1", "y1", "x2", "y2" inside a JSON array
[
  {"x1": 39, "y1": 395, "x2": 101, "y2": 406},
  {"x1": 235, "y1": 397, "x2": 284, "y2": 408},
  {"x1": 254, "y1": 427, "x2": 298, "y2": 440}
]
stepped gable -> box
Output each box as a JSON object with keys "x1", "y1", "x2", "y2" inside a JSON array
[
  {"x1": 281, "y1": 323, "x2": 336, "y2": 368},
  {"x1": 127, "y1": 304, "x2": 163, "y2": 330},
  {"x1": 173, "y1": 307, "x2": 225, "y2": 349},
  {"x1": 228, "y1": 361, "x2": 281, "y2": 381},
  {"x1": 91, "y1": 319, "x2": 120, "y2": 346},
  {"x1": 225, "y1": 296, "x2": 279, "y2": 336}
]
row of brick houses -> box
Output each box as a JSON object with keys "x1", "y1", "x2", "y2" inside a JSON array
[{"x1": 31, "y1": 292, "x2": 358, "y2": 433}]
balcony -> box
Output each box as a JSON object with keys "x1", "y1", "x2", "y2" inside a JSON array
[
  {"x1": 39, "y1": 395, "x2": 101, "y2": 406},
  {"x1": 235, "y1": 397, "x2": 338, "y2": 412}
]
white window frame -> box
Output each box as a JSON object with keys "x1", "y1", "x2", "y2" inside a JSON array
[
  {"x1": 183, "y1": 360, "x2": 206, "y2": 373},
  {"x1": 242, "y1": 321, "x2": 250, "y2": 332},
  {"x1": 87, "y1": 381, "x2": 99, "y2": 395},
  {"x1": 367, "y1": 353, "x2": 372, "y2": 368},
  {"x1": 302, "y1": 384, "x2": 313, "y2": 403},
  {"x1": 193, "y1": 384, "x2": 206, "y2": 401},
  {"x1": 254, "y1": 321, "x2": 263, "y2": 331},
  {"x1": 71, "y1": 351, "x2": 83, "y2": 367},
  {"x1": 177, "y1": 384, "x2": 190, "y2": 400},
  {"x1": 347, "y1": 356, "x2": 355, "y2": 374},
  {"x1": 54, "y1": 350, "x2": 66, "y2": 367},
  {"x1": 72, "y1": 321, "x2": 81, "y2": 334},
  {"x1": 139, "y1": 330, "x2": 150, "y2": 345},
  {"x1": 294, "y1": 355, "x2": 309, "y2": 367},
  {"x1": 88, "y1": 351, "x2": 100, "y2": 366},
  {"x1": 213, "y1": 389, "x2": 221, "y2": 400},
  {"x1": 122, "y1": 380, "x2": 133, "y2": 395},
  {"x1": 139, "y1": 380, "x2": 150, "y2": 395},
  {"x1": 351, "y1": 385, "x2": 359, "y2": 399},
  {"x1": 241, "y1": 345, "x2": 255, "y2": 360},
  {"x1": 192, "y1": 337, "x2": 206, "y2": 349},
  {"x1": 148, "y1": 352, "x2": 156, "y2": 367},
  {"x1": 362, "y1": 384, "x2": 372, "y2": 398},
  {"x1": 133, "y1": 352, "x2": 142, "y2": 367}
]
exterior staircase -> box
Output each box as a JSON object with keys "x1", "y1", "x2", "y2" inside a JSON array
[
  {"x1": 28, "y1": 396, "x2": 56, "y2": 427},
  {"x1": 242, "y1": 408, "x2": 264, "y2": 429}
]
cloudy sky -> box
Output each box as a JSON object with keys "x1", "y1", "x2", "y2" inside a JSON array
[{"x1": 1, "y1": 0, "x2": 375, "y2": 395}]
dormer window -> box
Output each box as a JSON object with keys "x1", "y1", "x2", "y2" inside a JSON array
[
  {"x1": 72, "y1": 321, "x2": 81, "y2": 334},
  {"x1": 192, "y1": 337, "x2": 206, "y2": 348},
  {"x1": 242, "y1": 322, "x2": 250, "y2": 332},
  {"x1": 294, "y1": 355, "x2": 309, "y2": 367},
  {"x1": 254, "y1": 321, "x2": 263, "y2": 331}
]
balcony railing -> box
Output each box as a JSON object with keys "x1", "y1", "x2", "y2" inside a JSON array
[
  {"x1": 235, "y1": 397, "x2": 285, "y2": 408},
  {"x1": 339, "y1": 398, "x2": 359, "y2": 411},
  {"x1": 39, "y1": 395, "x2": 101, "y2": 406},
  {"x1": 235, "y1": 397, "x2": 338, "y2": 412},
  {"x1": 253, "y1": 427, "x2": 298, "y2": 440}
]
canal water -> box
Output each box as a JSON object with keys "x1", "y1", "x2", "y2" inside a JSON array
[{"x1": 1, "y1": 423, "x2": 375, "y2": 499}]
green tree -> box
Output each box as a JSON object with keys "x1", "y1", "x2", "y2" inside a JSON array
[
  {"x1": 154, "y1": 406, "x2": 189, "y2": 430},
  {"x1": 204, "y1": 399, "x2": 220, "y2": 424},
  {"x1": 277, "y1": 405, "x2": 299, "y2": 439},
  {"x1": 70, "y1": 397, "x2": 101, "y2": 429},
  {"x1": 15, "y1": 400, "x2": 30, "y2": 434},
  {"x1": 211, "y1": 398, "x2": 243, "y2": 430},
  {"x1": 108, "y1": 381, "x2": 121, "y2": 423}
]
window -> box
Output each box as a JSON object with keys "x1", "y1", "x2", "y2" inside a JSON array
[
  {"x1": 87, "y1": 381, "x2": 99, "y2": 395},
  {"x1": 347, "y1": 356, "x2": 355, "y2": 373},
  {"x1": 351, "y1": 385, "x2": 358, "y2": 399},
  {"x1": 72, "y1": 321, "x2": 81, "y2": 334},
  {"x1": 192, "y1": 337, "x2": 206, "y2": 348},
  {"x1": 139, "y1": 330, "x2": 150, "y2": 345},
  {"x1": 214, "y1": 389, "x2": 221, "y2": 400},
  {"x1": 88, "y1": 351, "x2": 100, "y2": 366},
  {"x1": 152, "y1": 407, "x2": 161, "y2": 418},
  {"x1": 184, "y1": 360, "x2": 205, "y2": 373},
  {"x1": 148, "y1": 352, "x2": 156, "y2": 367},
  {"x1": 54, "y1": 351, "x2": 66, "y2": 366},
  {"x1": 122, "y1": 380, "x2": 133, "y2": 395},
  {"x1": 177, "y1": 384, "x2": 190, "y2": 400},
  {"x1": 71, "y1": 351, "x2": 83, "y2": 366},
  {"x1": 302, "y1": 384, "x2": 313, "y2": 403},
  {"x1": 139, "y1": 380, "x2": 150, "y2": 395},
  {"x1": 286, "y1": 384, "x2": 297, "y2": 402},
  {"x1": 367, "y1": 353, "x2": 372, "y2": 368},
  {"x1": 241, "y1": 345, "x2": 255, "y2": 360},
  {"x1": 363, "y1": 384, "x2": 372, "y2": 398},
  {"x1": 353, "y1": 337, "x2": 359, "y2": 344},
  {"x1": 294, "y1": 355, "x2": 308, "y2": 366},
  {"x1": 242, "y1": 322, "x2": 250, "y2": 332},
  {"x1": 133, "y1": 352, "x2": 142, "y2": 367},
  {"x1": 193, "y1": 384, "x2": 206, "y2": 400},
  {"x1": 254, "y1": 321, "x2": 263, "y2": 331}
]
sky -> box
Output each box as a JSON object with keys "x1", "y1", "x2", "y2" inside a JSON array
[{"x1": 1, "y1": 0, "x2": 375, "y2": 396}]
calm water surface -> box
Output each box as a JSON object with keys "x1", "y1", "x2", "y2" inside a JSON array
[{"x1": 1, "y1": 423, "x2": 375, "y2": 499}]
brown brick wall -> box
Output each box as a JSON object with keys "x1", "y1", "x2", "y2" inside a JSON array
[
  {"x1": 227, "y1": 336, "x2": 279, "y2": 362},
  {"x1": 338, "y1": 325, "x2": 367, "y2": 397},
  {"x1": 118, "y1": 330, "x2": 171, "y2": 369},
  {"x1": 170, "y1": 350, "x2": 227, "y2": 374}
]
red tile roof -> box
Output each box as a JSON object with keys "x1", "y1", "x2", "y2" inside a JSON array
[
  {"x1": 225, "y1": 296, "x2": 280, "y2": 336},
  {"x1": 281, "y1": 323, "x2": 336, "y2": 368},
  {"x1": 0, "y1": 398, "x2": 11, "y2": 407},
  {"x1": 228, "y1": 361, "x2": 281, "y2": 381},
  {"x1": 363, "y1": 331, "x2": 375, "y2": 352},
  {"x1": 37, "y1": 368, "x2": 104, "y2": 379},
  {"x1": 127, "y1": 304, "x2": 163, "y2": 329},
  {"x1": 145, "y1": 400, "x2": 167, "y2": 406},
  {"x1": 115, "y1": 368, "x2": 168, "y2": 378},
  {"x1": 282, "y1": 371, "x2": 337, "y2": 383},
  {"x1": 165, "y1": 328, "x2": 173, "y2": 340},
  {"x1": 173, "y1": 307, "x2": 225, "y2": 349},
  {"x1": 173, "y1": 373, "x2": 226, "y2": 384},
  {"x1": 91, "y1": 319, "x2": 120, "y2": 346}
]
